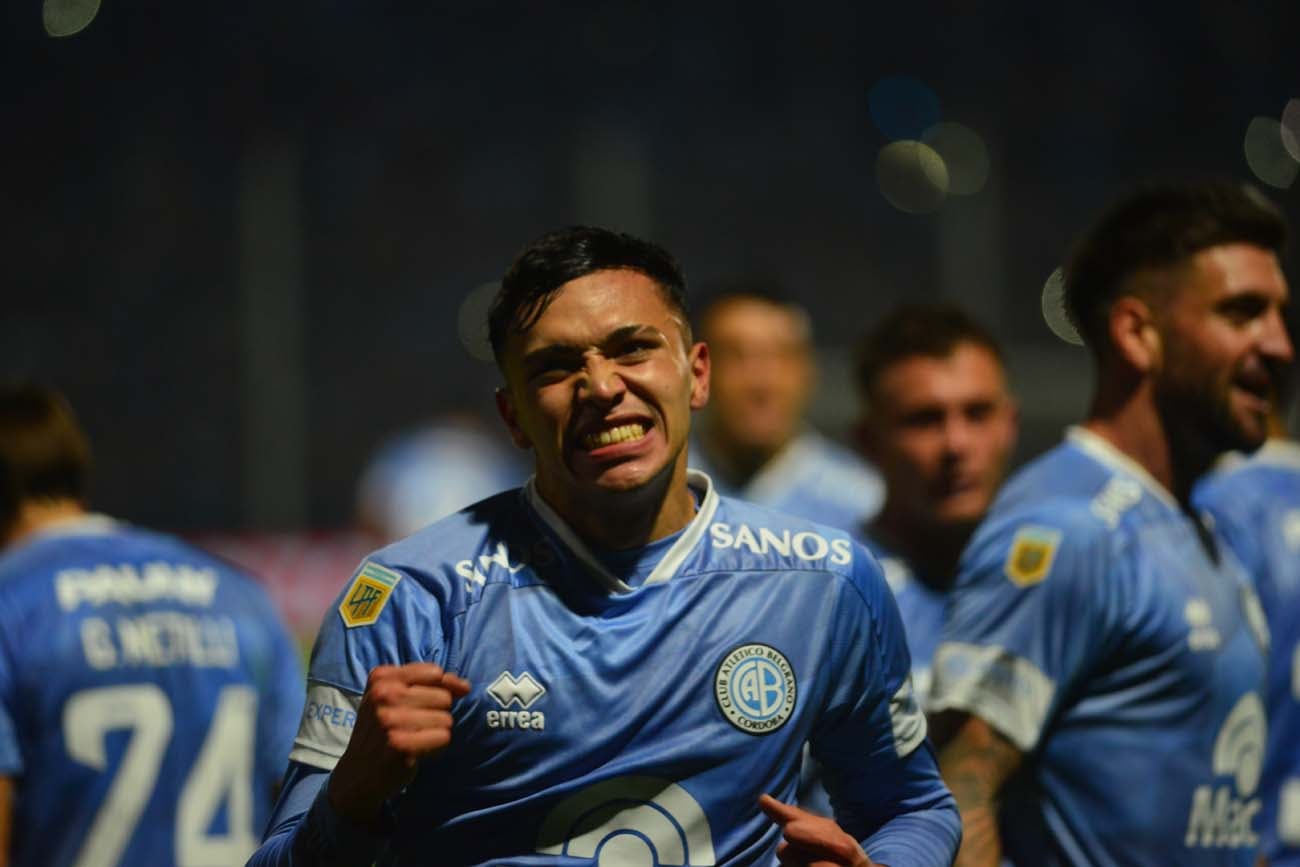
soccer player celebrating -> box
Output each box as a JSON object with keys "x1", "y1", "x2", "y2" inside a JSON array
[
  {"x1": 690, "y1": 286, "x2": 884, "y2": 533},
  {"x1": 1196, "y1": 408, "x2": 1300, "y2": 866},
  {"x1": 0, "y1": 384, "x2": 304, "y2": 867},
  {"x1": 250, "y1": 227, "x2": 960, "y2": 866},
  {"x1": 928, "y1": 181, "x2": 1293, "y2": 866},
  {"x1": 852, "y1": 304, "x2": 1018, "y2": 701}
]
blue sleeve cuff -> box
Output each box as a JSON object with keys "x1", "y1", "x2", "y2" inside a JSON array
[{"x1": 291, "y1": 782, "x2": 394, "y2": 866}]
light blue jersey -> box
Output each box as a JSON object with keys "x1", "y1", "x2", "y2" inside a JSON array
[
  {"x1": 800, "y1": 534, "x2": 948, "y2": 819},
  {"x1": 690, "y1": 430, "x2": 884, "y2": 534},
  {"x1": 0, "y1": 515, "x2": 304, "y2": 867},
  {"x1": 860, "y1": 536, "x2": 948, "y2": 705},
  {"x1": 252, "y1": 472, "x2": 959, "y2": 866},
  {"x1": 930, "y1": 428, "x2": 1269, "y2": 866},
  {"x1": 1196, "y1": 440, "x2": 1300, "y2": 866}
]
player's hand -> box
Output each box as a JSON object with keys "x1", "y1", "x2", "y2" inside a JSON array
[
  {"x1": 759, "y1": 794, "x2": 876, "y2": 867},
  {"x1": 328, "y1": 663, "x2": 471, "y2": 828}
]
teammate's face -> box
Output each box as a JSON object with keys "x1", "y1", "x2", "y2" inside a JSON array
[
  {"x1": 701, "y1": 299, "x2": 813, "y2": 457},
  {"x1": 496, "y1": 269, "x2": 709, "y2": 512},
  {"x1": 862, "y1": 343, "x2": 1017, "y2": 529},
  {"x1": 1154, "y1": 243, "x2": 1292, "y2": 455}
]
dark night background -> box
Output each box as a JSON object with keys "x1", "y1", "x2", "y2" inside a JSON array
[{"x1": 5, "y1": 0, "x2": 1297, "y2": 531}]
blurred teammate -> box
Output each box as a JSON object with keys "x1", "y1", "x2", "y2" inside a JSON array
[
  {"x1": 0, "y1": 383, "x2": 304, "y2": 867},
  {"x1": 356, "y1": 413, "x2": 528, "y2": 543},
  {"x1": 800, "y1": 304, "x2": 1017, "y2": 818},
  {"x1": 250, "y1": 226, "x2": 960, "y2": 866},
  {"x1": 929, "y1": 180, "x2": 1292, "y2": 866},
  {"x1": 690, "y1": 286, "x2": 884, "y2": 532},
  {"x1": 853, "y1": 304, "x2": 1018, "y2": 699},
  {"x1": 1196, "y1": 407, "x2": 1300, "y2": 866}
]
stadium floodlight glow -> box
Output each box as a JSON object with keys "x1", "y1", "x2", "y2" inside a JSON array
[
  {"x1": 1041, "y1": 267, "x2": 1084, "y2": 347},
  {"x1": 457, "y1": 282, "x2": 500, "y2": 362},
  {"x1": 922, "y1": 122, "x2": 990, "y2": 196},
  {"x1": 876, "y1": 140, "x2": 948, "y2": 215},
  {"x1": 1243, "y1": 116, "x2": 1299, "y2": 190},
  {"x1": 43, "y1": 0, "x2": 100, "y2": 37},
  {"x1": 1281, "y1": 98, "x2": 1300, "y2": 163}
]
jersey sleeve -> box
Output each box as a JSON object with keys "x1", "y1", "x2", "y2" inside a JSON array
[
  {"x1": 808, "y1": 546, "x2": 960, "y2": 866},
  {"x1": 289, "y1": 558, "x2": 448, "y2": 771},
  {"x1": 928, "y1": 508, "x2": 1125, "y2": 752}
]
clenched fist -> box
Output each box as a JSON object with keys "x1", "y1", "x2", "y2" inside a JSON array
[{"x1": 328, "y1": 663, "x2": 471, "y2": 827}]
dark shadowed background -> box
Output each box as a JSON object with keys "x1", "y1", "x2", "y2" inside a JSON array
[{"x1": 5, "y1": 0, "x2": 1298, "y2": 532}]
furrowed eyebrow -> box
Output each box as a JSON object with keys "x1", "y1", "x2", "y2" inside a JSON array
[{"x1": 519, "y1": 324, "x2": 668, "y2": 375}]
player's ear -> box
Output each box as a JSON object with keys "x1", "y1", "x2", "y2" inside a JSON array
[
  {"x1": 688, "y1": 341, "x2": 710, "y2": 410},
  {"x1": 495, "y1": 387, "x2": 533, "y2": 450},
  {"x1": 1109, "y1": 296, "x2": 1161, "y2": 373}
]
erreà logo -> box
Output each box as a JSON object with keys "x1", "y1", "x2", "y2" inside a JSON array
[
  {"x1": 486, "y1": 671, "x2": 546, "y2": 731},
  {"x1": 338, "y1": 562, "x2": 401, "y2": 628},
  {"x1": 536, "y1": 776, "x2": 716, "y2": 865},
  {"x1": 488, "y1": 671, "x2": 546, "y2": 709}
]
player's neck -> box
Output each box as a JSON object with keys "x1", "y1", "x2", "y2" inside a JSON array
[
  {"x1": 869, "y1": 508, "x2": 967, "y2": 591},
  {"x1": 1085, "y1": 379, "x2": 1204, "y2": 506},
  {"x1": 4, "y1": 499, "x2": 87, "y2": 548},
  {"x1": 539, "y1": 465, "x2": 697, "y2": 552},
  {"x1": 701, "y1": 427, "x2": 790, "y2": 488}
]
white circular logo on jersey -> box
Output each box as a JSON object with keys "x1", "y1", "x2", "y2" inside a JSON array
[{"x1": 714, "y1": 644, "x2": 796, "y2": 735}]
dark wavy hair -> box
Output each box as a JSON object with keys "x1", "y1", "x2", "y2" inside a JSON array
[
  {"x1": 1064, "y1": 179, "x2": 1287, "y2": 351},
  {"x1": 487, "y1": 226, "x2": 689, "y2": 365},
  {"x1": 0, "y1": 383, "x2": 91, "y2": 532}
]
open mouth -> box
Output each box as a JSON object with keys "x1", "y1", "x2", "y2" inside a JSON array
[{"x1": 582, "y1": 422, "x2": 648, "y2": 450}]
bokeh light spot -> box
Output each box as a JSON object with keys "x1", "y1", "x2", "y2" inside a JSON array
[
  {"x1": 922, "y1": 122, "x2": 990, "y2": 196},
  {"x1": 43, "y1": 0, "x2": 100, "y2": 37},
  {"x1": 457, "y1": 282, "x2": 500, "y2": 363},
  {"x1": 868, "y1": 76, "x2": 941, "y2": 141},
  {"x1": 1281, "y1": 98, "x2": 1300, "y2": 163},
  {"x1": 1243, "y1": 116, "x2": 1299, "y2": 190},
  {"x1": 876, "y1": 140, "x2": 948, "y2": 214},
  {"x1": 1041, "y1": 267, "x2": 1084, "y2": 346}
]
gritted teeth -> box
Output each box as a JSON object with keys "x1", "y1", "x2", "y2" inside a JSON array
[{"x1": 583, "y1": 423, "x2": 647, "y2": 450}]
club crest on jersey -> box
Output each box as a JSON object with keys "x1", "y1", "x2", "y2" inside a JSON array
[
  {"x1": 1004, "y1": 526, "x2": 1062, "y2": 587},
  {"x1": 714, "y1": 644, "x2": 796, "y2": 735},
  {"x1": 338, "y1": 562, "x2": 401, "y2": 628}
]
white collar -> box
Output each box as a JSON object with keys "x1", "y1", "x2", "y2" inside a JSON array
[
  {"x1": 1066, "y1": 426, "x2": 1180, "y2": 510},
  {"x1": 1252, "y1": 439, "x2": 1300, "y2": 470},
  {"x1": 523, "y1": 470, "x2": 719, "y2": 593}
]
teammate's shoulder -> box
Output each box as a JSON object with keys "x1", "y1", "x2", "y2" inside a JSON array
[{"x1": 703, "y1": 495, "x2": 864, "y2": 579}]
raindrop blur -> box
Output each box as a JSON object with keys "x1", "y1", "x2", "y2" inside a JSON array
[
  {"x1": 1281, "y1": 98, "x2": 1300, "y2": 163},
  {"x1": 1243, "y1": 116, "x2": 1299, "y2": 190},
  {"x1": 43, "y1": 0, "x2": 100, "y2": 36},
  {"x1": 1041, "y1": 267, "x2": 1084, "y2": 346},
  {"x1": 876, "y1": 140, "x2": 948, "y2": 214},
  {"x1": 457, "y1": 282, "x2": 500, "y2": 362},
  {"x1": 922, "y1": 122, "x2": 990, "y2": 196},
  {"x1": 868, "y1": 76, "x2": 941, "y2": 141}
]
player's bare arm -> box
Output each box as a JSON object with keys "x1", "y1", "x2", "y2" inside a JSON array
[
  {"x1": 327, "y1": 662, "x2": 471, "y2": 827},
  {"x1": 759, "y1": 794, "x2": 877, "y2": 867},
  {"x1": 931, "y1": 710, "x2": 1021, "y2": 867}
]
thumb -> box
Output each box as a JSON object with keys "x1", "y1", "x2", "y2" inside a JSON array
[{"x1": 758, "y1": 793, "x2": 804, "y2": 825}]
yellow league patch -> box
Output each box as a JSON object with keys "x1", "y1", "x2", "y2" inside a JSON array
[
  {"x1": 1003, "y1": 526, "x2": 1062, "y2": 587},
  {"x1": 339, "y1": 561, "x2": 402, "y2": 627}
]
